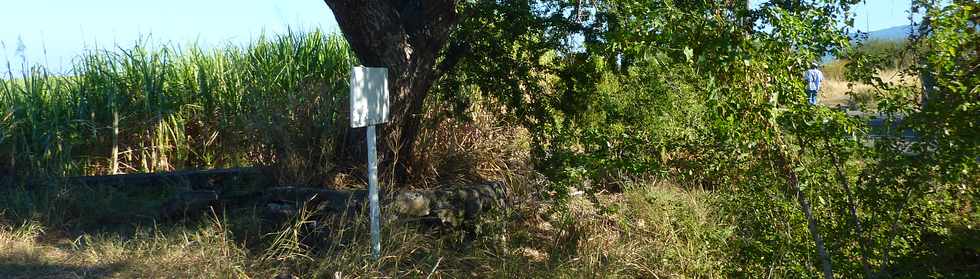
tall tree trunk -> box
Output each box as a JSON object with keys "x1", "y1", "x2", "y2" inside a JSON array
[
  {"x1": 763, "y1": 115, "x2": 834, "y2": 278},
  {"x1": 324, "y1": 0, "x2": 459, "y2": 185},
  {"x1": 770, "y1": 137, "x2": 833, "y2": 279},
  {"x1": 825, "y1": 143, "x2": 872, "y2": 278}
]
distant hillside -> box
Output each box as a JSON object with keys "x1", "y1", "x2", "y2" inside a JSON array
[
  {"x1": 854, "y1": 25, "x2": 913, "y2": 41},
  {"x1": 823, "y1": 25, "x2": 911, "y2": 62}
]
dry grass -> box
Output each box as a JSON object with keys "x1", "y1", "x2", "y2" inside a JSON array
[
  {"x1": 540, "y1": 183, "x2": 733, "y2": 278},
  {"x1": 412, "y1": 101, "x2": 532, "y2": 188},
  {"x1": 0, "y1": 218, "x2": 250, "y2": 278},
  {"x1": 0, "y1": 179, "x2": 731, "y2": 278},
  {"x1": 819, "y1": 61, "x2": 920, "y2": 108}
]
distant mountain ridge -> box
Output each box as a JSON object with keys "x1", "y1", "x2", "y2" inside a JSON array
[
  {"x1": 822, "y1": 25, "x2": 912, "y2": 62},
  {"x1": 854, "y1": 25, "x2": 913, "y2": 41}
]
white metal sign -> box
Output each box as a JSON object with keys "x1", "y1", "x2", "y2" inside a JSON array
[
  {"x1": 349, "y1": 67, "x2": 389, "y2": 128},
  {"x1": 348, "y1": 66, "x2": 388, "y2": 260}
]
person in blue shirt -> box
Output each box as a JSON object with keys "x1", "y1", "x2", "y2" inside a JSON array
[{"x1": 804, "y1": 62, "x2": 824, "y2": 105}]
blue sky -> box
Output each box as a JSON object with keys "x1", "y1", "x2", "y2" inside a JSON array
[
  {"x1": 1, "y1": 0, "x2": 339, "y2": 74},
  {"x1": 849, "y1": 0, "x2": 918, "y2": 32},
  {"x1": 1, "y1": 0, "x2": 913, "y2": 74}
]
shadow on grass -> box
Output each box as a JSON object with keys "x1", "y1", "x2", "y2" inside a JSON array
[
  {"x1": 0, "y1": 178, "x2": 304, "y2": 267},
  {"x1": 0, "y1": 255, "x2": 126, "y2": 279},
  {"x1": 890, "y1": 225, "x2": 980, "y2": 278},
  {"x1": 0, "y1": 176, "x2": 272, "y2": 237}
]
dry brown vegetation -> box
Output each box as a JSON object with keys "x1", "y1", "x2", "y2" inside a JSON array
[
  {"x1": 0, "y1": 184, "x2": 731, "y2": 278},
  {"x1": 818, "y1": 60, "x2": 920, "y2": 109},
  {"x1": 0, "y1": 218, "x2": 250, "y2": 278}
]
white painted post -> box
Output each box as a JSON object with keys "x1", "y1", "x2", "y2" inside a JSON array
[
  {"x1": 366, "y1": 124, "x2": 380, "y2": 259},
  {"x1": 349, "y1": 66, "x2": 388, "y2": 260}
]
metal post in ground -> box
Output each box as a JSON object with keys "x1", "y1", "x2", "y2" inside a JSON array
[{"x1": 367, "y1": 124, "x2": 380, "y2": 259}]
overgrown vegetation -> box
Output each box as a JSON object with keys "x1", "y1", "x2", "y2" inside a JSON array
[
  {"x1": 1, "y1": 0, "x2": 977, "y2": 278},
  {"x1": 0, "y1": 174, "x2": 733, "y2": 278},
  {"x1": 1, "y1": 30, "x2": 352, "y2": 183}
]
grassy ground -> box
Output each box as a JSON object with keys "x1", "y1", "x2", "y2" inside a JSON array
[{"x1": 0, "y1": 181, "x2": 732, "y2": 278}]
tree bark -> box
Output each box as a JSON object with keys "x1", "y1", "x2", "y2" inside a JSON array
[
  {"x1": 771, "y1": 139, "x2": 833, "y2": 279},
  {"x1": 825, "y1": 144, "x2": 872, "y2": 278},
  {"x1": 793, "y1": 168, "x2": 834, "y2": 279},
  {"x1": 323, "y1": 0, "x2": 460, "y2": 185}
]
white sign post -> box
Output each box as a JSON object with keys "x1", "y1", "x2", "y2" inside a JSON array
[{"x1": 349, "y1": 66, "x2": 389, "y2": 260}]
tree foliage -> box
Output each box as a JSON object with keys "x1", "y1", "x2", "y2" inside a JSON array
[{"x1": 430, "y1": 0, "x2": 977, "y2": 277}]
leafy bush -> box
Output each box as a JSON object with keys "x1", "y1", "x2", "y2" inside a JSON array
[{"x1": 442, "y1": 0, "x2": 977, "y2": 277}]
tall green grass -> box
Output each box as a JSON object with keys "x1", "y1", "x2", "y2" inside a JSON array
[{"x1": 1, "y1": 30, "x2": 354, "y2": 179}]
